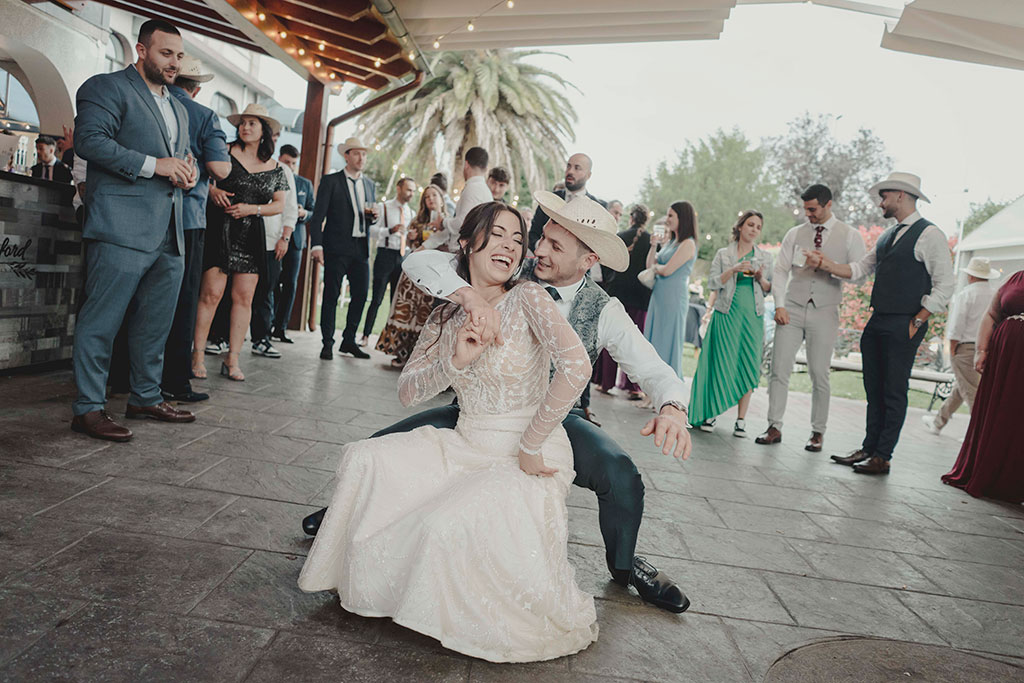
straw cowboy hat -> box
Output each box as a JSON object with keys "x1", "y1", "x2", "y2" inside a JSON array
[
  {"x1": 178, "y1": 55, "x2": 214, "y2": 83},
  {"x1": 962, "y1": 256, "x2": 1001, "y2": 280},
  {"x1": 227, "y1": 103, "x2": 281, "y2": 136},
  {"x1": 533, "y1": 191, "x2": 629, "y2": 272},
  {"x1": 337, "y1": 137, "x2": 368, "y2": 156},
  {"x1": 868, "y1": 171, "x2": 931, "y2": 203}
]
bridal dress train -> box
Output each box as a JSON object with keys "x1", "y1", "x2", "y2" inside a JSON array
[{"x1": 298, "y1": 281, "x2": 599, "y2": 662}]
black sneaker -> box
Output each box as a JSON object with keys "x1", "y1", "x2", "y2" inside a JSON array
[
  {"x1": 205, "y1": 340, "x2": 226, "y2": 355},
  {"x1": 252, "y1": 339, "x2": 281, "y2": 358},
  {"x1": 271, "y1": 329, "x2": 294, "y2": 344},
  {"x1": 733, "y1": 419, "x2": 748, "y2": 438},
  {"x1": 698, "y1": 418, "x2": 716, "y2": 433}
]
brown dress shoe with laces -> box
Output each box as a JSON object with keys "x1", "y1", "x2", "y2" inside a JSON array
[
  {"x1": 125, "y1": 402, "x2": 196, "y2": 423},
  {"x1": 831, "y1": 449, "x2": 872, "y2": 466},
  {"x1": 71, "y1": 410, "x2": 133, "y2": 442},
  {"x1": 853, "y1": 456, "x2": 891, "y2": 475},
  {"x1": 755, "y1": 426, "x2": 782, "y2": 445},
  {"x1": 805, "y1": 432, "x2": 824, "y2": 452}
]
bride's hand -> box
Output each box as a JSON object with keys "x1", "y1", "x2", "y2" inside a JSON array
[
  {"x1": 451, "y1": 317, "x2": 490, "y2": 370},
  {"x1": 518, "y1": 449, "x2": 558, "y2": 477}
]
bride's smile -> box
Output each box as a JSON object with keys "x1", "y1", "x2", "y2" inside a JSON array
[{"x1": 464, "y1": 209, "x2": 526, "y2": 289}]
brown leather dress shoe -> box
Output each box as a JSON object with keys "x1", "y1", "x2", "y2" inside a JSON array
[
  {"x1": 830, "y1": 449, "x2": 872, "y2": 466},
  {"x1": 755, "y1": 426, "x2": 782, "y2": 445},
  {"x1": 71, "y1": 410, "x2": 133, "y2": 442},
  {"x1": 805, "y1": 432, "x2": 824, "y2": 452},
  {"x1": 125, "y1": 401, "x2": 196, "y2": 423},
  {"x1": 853, "y1": 456, "x2": 891, "y2": 475}
]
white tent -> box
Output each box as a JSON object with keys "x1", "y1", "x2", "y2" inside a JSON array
[{"x1": 956, "y1": 194, "x2": 1024, "y2": 285}]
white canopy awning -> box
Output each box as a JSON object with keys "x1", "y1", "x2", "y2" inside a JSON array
[{"x1": 958, "y1": 194, "x2": 1024, "y2": 254}]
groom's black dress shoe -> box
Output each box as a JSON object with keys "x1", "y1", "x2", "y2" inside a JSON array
[
  {"x1": 303, "y1": 507, "x2": 328, "y2": 536},
  {"x1": 619, "y1": 556, "x2": 690, "y2": 613}
]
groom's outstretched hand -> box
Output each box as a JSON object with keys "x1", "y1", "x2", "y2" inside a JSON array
[
  {"x1": 451, "y1": 286, "x2": 504, "y2": 347},
  {"x1": 641, "y1": 405, "x2": 692, "y2": 460}
]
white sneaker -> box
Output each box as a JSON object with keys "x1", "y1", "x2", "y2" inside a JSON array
[
  {"x1": 733, "y1": 419, "x2": 748, "y2": 438},
  {"x1": 699, "y1": 418, "x2": 716, "y2": 433},
  {"x1": 920, "y1": 413, "x2": 942, "y2": 435}
]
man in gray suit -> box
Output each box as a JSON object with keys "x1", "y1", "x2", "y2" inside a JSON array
[{"x1": 72, "y1": 19, "x2": 199, "y2": 442}]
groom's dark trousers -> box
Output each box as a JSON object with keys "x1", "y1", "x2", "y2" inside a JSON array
[{"x1": 369, "y1": 405, "x2": 644, "y2": 578}]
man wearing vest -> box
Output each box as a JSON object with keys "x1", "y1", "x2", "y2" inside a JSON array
[
  {"x1": 302, "y1": 194, "x2": 694, "y2": 614},
  {"x1": 807, "y1": 172, "x2": 954, "y2": 474},
  {"x1": 756, "y1": 184, "x2": 866, "y2": 452}
]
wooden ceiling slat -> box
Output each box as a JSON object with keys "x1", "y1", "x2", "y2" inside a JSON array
[
  {"x1": 100, "y1": 0, "x2": 264, "y2": 51},
  {"x1": 277, "y1": 17, "x2": 404, "y2": 61},
  {"x1": 268, "y1": 0, "x2": 369, "y2": 22},
  {"x1": 314, "y1": 43, "x2": 410, "y2": 78},
  {"x1": 262, "y1": 0, "x2": 388, "y2": 44},
  {"x1": 158, "y1": 0, "x2": 237, "y2": 22}
]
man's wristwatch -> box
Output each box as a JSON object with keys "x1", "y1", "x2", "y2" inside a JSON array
[
  {"x1": 660, "y1": 400, "x2": 688, "y2": 416},
  {"x1": 912, "y1": 318, "x2": 924, "y2": 329}
]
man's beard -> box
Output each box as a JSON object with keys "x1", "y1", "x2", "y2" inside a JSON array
[
  {"x1": 143, "y1": 58, "x2": 173, "y2": 85},
  {"x1": 882, "y1": 207, "x2": 896, "y2": 219},
  {"x1": 564, "y1": 177, "x2": 585, "y2": 193}
]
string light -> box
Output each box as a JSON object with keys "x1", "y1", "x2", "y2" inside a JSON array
[
  {"x1": 507, "y1": 0, "x2": 514, "y2": 6},
  {"x1": 374, "y1": 58, "x2": 382, "y2": 68},
  {"x1": 467, "y1": 20, "x2": 475, "y2": 31},
  {"x1": 279, "y1": 31, "x2": 287, "y2": 39},
  {"x1": 374, "y1": 143, "x2": 382, "y2": 151},
  {"x1": 318, "y1": 42, "x2": 326, "y2": 51},
  {"x1": 328, "y1": 72, "x2": 336, "y2": 79},
  {"x1": 392, "y1": 164, "x2": 398, "y2": 170},
  {"x1": 408, "y1": 50, "x2": 416, "y2": 60},
  {"x1": 433, "y1": 39, "x2": 440, "y2": 49},
  {"x1": 359, "y1": 123, "x2": 366, "y2": 130},
  {"x1": 314, "y1": 60, "x2": 321, "y2": 67},
  {"x1": 257, "y1": 12, "x2": 265, "y2": 21},
  {"x1": 297, "y1": 48, "x2": 305, "y2": 56}
]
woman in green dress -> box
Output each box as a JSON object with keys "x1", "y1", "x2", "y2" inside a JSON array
[{"x1": 690, "y1": 210, "x2": 772, "y2": 436}]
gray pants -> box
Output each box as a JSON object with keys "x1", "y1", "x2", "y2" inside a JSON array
[
  {"x1": 936, "y1": 342, "x2": 980, "y2": 428},
  {"x1": 767, "y1": 301, "x2": 839, "y2": 434},
  {"x1": 73, "y1": 226, "x2": 183, "y2": 415}
]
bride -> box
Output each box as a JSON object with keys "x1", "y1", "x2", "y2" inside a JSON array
[{"x1": 298, "y1": 201, "x2": 599, "y2": 662}]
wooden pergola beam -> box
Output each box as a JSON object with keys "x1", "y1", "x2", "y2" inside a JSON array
[
  {"x1": 277, "y1": 17, "x2": 404, "y2": 61},
  {"x1": 103, "y1": 0, "x2": 263, "y2": 52},
  {"x1": 262, "y1": 0, "x2": 388, "y2": 44},
  {"x1": 314, "y1": 43, "x2": 410, "y2": 78}
]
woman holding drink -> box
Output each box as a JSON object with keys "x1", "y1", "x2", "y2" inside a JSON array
[{"x1": 689, "y1": 210, "x2": 772, "y2": 435}]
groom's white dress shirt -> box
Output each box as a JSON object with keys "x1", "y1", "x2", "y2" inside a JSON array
[{"x1": 403, "y1": 249, "x2": 688, "y2": 412}]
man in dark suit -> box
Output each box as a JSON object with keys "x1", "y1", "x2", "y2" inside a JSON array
[
  {"x1": 159, "y1": 55, "x2": 231, "y2": 403},
  {"x1": 528, "y1": 153, "x2": 605, "y2": 251},
  {"x1": 272, "y1": 144, "x2": 314, "y2": 344},
  {"x1": 30, "y1": 135, "x2": 73, "y2": 184},
  {"x1": 71, "y1": 19, "x2": 199, "y2": 442},
  {"x1": 307, "y1": 136, "x2": 377, "y2": 360}
]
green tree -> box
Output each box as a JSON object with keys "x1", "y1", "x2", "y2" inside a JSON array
[
  {"x1": 764, "y1": 113, "x2": 892, "y2": 227},
  {"x1": 351, "y1": 49, "x2": 578, "y2": 197},
  {"x1": 638, "y1": 129, "x2": 791, "y2": 259},
  {"x1": 962, "y1": 198, "x2": 1012, "y2": 236}
]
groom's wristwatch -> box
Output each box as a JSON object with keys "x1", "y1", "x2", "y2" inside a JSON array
[
  {"x1": 660, "y1": 401, "x2": 687, "y2": 417},
  {"x1": 912, "y1": 318, "x2": 924, "y2": 329}
]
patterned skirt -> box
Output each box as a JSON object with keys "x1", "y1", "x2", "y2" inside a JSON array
[{"x1": 375, "y1": 271, "x2": 436, "y2": 363}]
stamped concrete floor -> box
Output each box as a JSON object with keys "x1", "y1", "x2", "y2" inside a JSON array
[{"x1": 2, "y1": 331, "x2": 1023, "y2": 682}]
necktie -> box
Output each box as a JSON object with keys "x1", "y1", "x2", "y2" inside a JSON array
[
  {"x1": 814, "y1": 225, "x2": 824, "y2": 249},
  {"x1": 46, "y1": 164, "x2": 52, "y2": 181},
  {"x1": 891, "y1": 223, "x2": 906, "y2": 246},
  {"x1": 544, "y1": 286, "x2": 562, "y2": 301},
  {"x1": 348, "y1": 176, "x2": 364, "y2": 236}
]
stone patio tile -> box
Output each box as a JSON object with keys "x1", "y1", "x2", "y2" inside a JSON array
[
  {"x1": 346, "y1": 410, "x2": 404, "y2": 431},
  {"x1": 188, "y1": 497, "x2": 319, "y2": 555},
  {"x1": 0, "y1": 419, "x2": 116, "y2": 468},
  {"x1": 260, "y1": 399, "x2": 361, "y2": 425},
  {"x1": 899, "y1": 554, "x2": 1024, "y2": 605},
  {"x1": 183, "y1": 428, "x2": 316, "y2": 463},
  {"x1": 735, "y1": 482, "x2": 844, "y2": 515},
  {"x1": 11, "y1": 530, "x2": 250, "y2": 614},
  {"x1": 274, "y1": 418, "x2": 375, "y2": 446},
  {"x1": 680, "y1": 459, "x2": 774, "y2": 485},
  {"x1": 642, "y1": 490, "x2": 728, "y2": 529},
  {"x1": 898, "y1": 592, "x2": 1024, "y2": 658},
  {"x1": 185, "y1": 457, "x2": 328, "y2": 504},
  {"x1": 569, "y1": 602, "x2": 750, "y2": 682},
  {"x1": 643, "y1": 468, "x2": 751, "y2": 504},
  {"x1": 910, "y1": 527, "x2": 1024, "y2": 568},
  {"x1": 754, "y1": 467, "x2": 860, "y2": 497},
  {"x1": 287, "y1": 442, "x2": 344, "y2": 472},
  {"x1": 565, "y1": 484, "x2": 599, "y2": 511},
  {"x1": 709, "y1": 500, "x2": 835, "y2": 542},
  {"x1": 325, "y1": 394, "x2": 419, "y2": 417},
  {"x1": 200, "y1": 390, "x2": 285, "y2": 412},
  {"x1": 62, "y1": 445, "x2": 224, "y2": 485},
  {"x1": 0, "y1": 589, "x2": 87, "y2": 665},
  {"x1": 195, "y1": 405, "x2": 297, "y2": 433},
  {"x1": 39, "y1": 477, "x2": 236, "y2": 538},
  {"x1": 0, "y1": 603, "x2": 274, "y2": 682},
  {"x1": 720, "y1": 618, "x2": 845, "y2": 683},
  {"x1": 803, "y1": 514, "x2": 939, "y2": 556},
  {"x1": 245, "y1": 631, "x2": 471, "y2": 683},
  {"x1": 0, "y1": 462, "x2": 109, "y2": 515},
  {"x1": 470, "y1": 660, "x2": 630, "y2": 683},
  {"x1": 0, "y1": 513, "x2": 98, "y2": 583},
  {"x1": 785, "y1": 538, "x2": 939, "y2": 591},
  {"x1": 119, "y1": 420, "x2": 219, "y2": 450},
  {"x1": 189, "y1": 550, "x2": 377, "y2": 642},
  {"x1": 909, "y1": 506, "x2": 1024, "y2": 540},
  {"x1": 817, "y1": 492, "x2": 940, "y2": 529},
  {"x1": 763, "y1": 574, "x2": 946, "y2": 644},
  {"x1": 680, "y1": 524, "x2": 814, "y2": 575}
]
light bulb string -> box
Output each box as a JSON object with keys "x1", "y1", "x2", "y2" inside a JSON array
[{"x1": 432, "y1": 0, "x2": 513, "y2": 49}]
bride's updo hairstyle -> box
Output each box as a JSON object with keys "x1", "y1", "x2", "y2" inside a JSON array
[{"x1": 455, "y1": 201, "x2": 528, "y2": 290}]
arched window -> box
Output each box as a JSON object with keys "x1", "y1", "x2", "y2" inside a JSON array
[
  {"x1": 212, "y1": 92, "x2": 237, "y2": 118},
  {"x1": 104, "y1": 31, "x2": 130, "y2": 73}
]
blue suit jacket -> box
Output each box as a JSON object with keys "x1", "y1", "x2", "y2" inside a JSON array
[
  {"x1": 292, "y1": 174, "x2": 315, "y2": 250},
  {"x1": 307, "y1": 171, "x2": 376, "y2": 258},
  {"x1": 169, "y1": 85, "x2": 229, "y2": 232},
  {"x1": 75, "y1": 65, "x2": 190, "y2": 253}
]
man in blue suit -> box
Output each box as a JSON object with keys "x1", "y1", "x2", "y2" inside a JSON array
[
  {"x1": 72, "y1": 19, "x2": 199, "y2": 442},
  {"x1": 160, "y1": 55, "x2": 231, "y2": 403},
  {"x1": 272, "y1": 144, "x2": 314, "y2": 344},
  {"x1": 307, "y1": 136, "x2": 377, "y2": 360}
]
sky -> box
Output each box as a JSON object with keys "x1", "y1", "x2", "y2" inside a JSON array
[{"x1": 263, "y1": 3, "x2": 1024, "y2": 236}]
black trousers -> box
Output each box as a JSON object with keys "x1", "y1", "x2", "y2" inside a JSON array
[
  {"x1": 273, "y1": 238, "x2": 302, "y2": 334},
  {"x1": 860, "y1": 313, "x2": 927, "y2": 460},
  {"x1": 362, "y1": 248, "x2": 403, "y2": 338},
  {"x1": 371, "y1": 405, "x2": 644, "y2": 577},
  {"x1": 161, "y1": 230, "x2": 205, "y2": 394},
  {"x1": 321, "y1": 248, "x2": 369, "y2": 347},
  {"x1": 251, "y1": 250, "x2": 283, "y2": 343}
]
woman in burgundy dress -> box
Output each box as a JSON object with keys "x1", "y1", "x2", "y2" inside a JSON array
[{"x1": 941, "y1": 270, "x2": 1024, "y2": 504}]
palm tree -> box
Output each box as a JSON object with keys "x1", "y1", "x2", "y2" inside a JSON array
[{"x1": 353, "y1": 49, "x2": 579, "y2": 199}]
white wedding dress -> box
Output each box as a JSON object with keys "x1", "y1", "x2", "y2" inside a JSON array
[{"x1": 298, "y1": 281, "x2": 599, "y2": 662}]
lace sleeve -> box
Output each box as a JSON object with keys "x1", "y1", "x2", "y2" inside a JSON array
[
  {"x1": 516, "y1": 282, "x2": 591, "y2": 454},
  {"x1": 397, "y1": 305, "x2": 463, "y2": 407}
]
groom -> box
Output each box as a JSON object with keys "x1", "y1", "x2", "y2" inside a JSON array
[{"x1": 303, "y1": 193, "x2": 693, "y2": 613}]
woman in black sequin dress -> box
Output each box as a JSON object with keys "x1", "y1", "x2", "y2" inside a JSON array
[{"x1": 193, "y1": 107, "x2": 287, "y2": 382}]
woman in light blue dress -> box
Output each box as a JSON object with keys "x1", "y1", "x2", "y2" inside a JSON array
[{"x1": 643, "y1": 201, "x2": 698, "y2": 380}]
